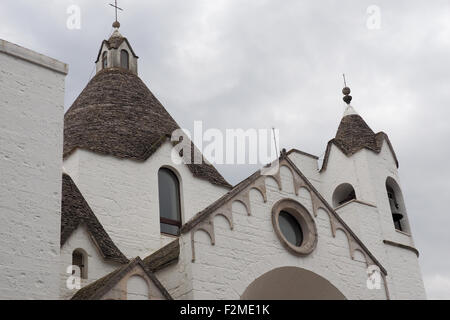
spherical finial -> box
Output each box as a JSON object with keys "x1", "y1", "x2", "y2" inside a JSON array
[
  {"x1": 342, "y1": 86, "x2": 352, "y2": 105},
  {"x1": 342, "y1": 87, "x2": 351, "y2": 95},
  {"x1": 343, "y1": 95, "x2": 353, "y2": 104},
  {"x1": 112, "y1": 21, "x2": 121, "y2": 29}
]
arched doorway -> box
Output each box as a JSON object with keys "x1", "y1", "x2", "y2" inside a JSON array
[{"x1": 241, "y1": 267, "x2": 346, "y2": 300}]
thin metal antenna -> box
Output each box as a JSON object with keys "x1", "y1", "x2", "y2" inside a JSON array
[
  {"x1": 272, "y1": 127, "x2": 279, "y2": 156},
  {"x1": 343, "y1": 74, "x2": 347, "y2": 87}
]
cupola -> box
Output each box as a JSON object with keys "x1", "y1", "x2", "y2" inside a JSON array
[{"x1": 94, "y1": 21, "x2": 139, "y2": 75}]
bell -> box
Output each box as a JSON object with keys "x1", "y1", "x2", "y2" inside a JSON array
[{"x1": 392, "y1": 213, "x2": 404, "y2": 222}]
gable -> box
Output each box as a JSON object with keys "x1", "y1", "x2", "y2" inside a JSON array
[
  {"x1": 95, "y1": 37, "x2": 139, "y2": 63},
  {"x1": 321, "y1": 132, "x2": 399, "y2": 172},
  {"x1": 182, "y1": 152, "x2": 388, "y2": 274},
  {"x1": 71, "y1": 257, "x2": 172, "y2": 300},
  {"x1": 61, "y1": 173, "x2": 128, "y2": 264}
]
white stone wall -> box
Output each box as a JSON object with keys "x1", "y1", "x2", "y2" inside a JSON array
[
  {"x1": 319, "y1": 141, "x2": 426, "y2": 299},
  {"x1": 186, "y1": 165, "x2": 388, "y2": 300},
  {"x1": 0, "y1": 40, "x2": 67, "y2": 299},
  {"x1": 154, "y1": 236, "x2": 196, "y2": 300},
  {"x1": 59, "y1": 225, "x2": 121, "y2": 300},
  {"x1": 102, "y1": 264, "x2": 167, "y2": 300},
  {"x1": 63, "y1": 142, "x2": 229, "y2": 260}
]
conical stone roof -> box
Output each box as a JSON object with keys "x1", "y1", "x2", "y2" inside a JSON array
[
  {"x1": 320, "y1": 106, "x2": 399, "y2": 171},
  {"x1": 64, "y1": 68, "x2": 230, "y2": 188}
]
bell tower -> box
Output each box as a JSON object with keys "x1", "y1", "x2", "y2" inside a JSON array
[
  {"x1": 318, "y1": 83, "x2": 426, "y2": 299},
  {"x1": 94, "y1": 5, "x2": 139, "y2": 75}
]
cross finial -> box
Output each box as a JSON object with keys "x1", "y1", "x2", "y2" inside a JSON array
[{"x1": 110, "y1": 0, "x2": 123, "y2": 29}]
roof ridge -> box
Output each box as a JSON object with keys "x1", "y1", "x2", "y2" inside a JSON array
[
  {"x1": 71, "y1": 257, "x2": 172, "y2": 300},
  {"x1": 61, "y1": 173, "x2": 129, "y2": 264}
]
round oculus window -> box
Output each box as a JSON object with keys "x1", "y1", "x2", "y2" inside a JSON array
[
  {"x1": 278, "y1": 211, "x2": 303, "y2": 247},
  {"x1": 272, "y1": 199, "x2": 318, "y2": 256}
]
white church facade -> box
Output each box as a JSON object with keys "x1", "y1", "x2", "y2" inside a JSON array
[{"x1": 0, "y1": 22, "x2": 426, "y2": 300}]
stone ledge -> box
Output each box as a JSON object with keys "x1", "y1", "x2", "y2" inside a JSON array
[
  {"x1": 383, "y1": 240, "x2": 419, "y2": 257},
  {"x1": 0, "y1": 39, "x2": 68, "y2": 75},
  {"x1": 334, "y1": 199, "x2": 377, "y2": 211}
]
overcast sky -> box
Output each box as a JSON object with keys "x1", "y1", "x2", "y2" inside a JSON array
[{"x1": 1, "y1": 0, "x2": 450, "y2": 299}]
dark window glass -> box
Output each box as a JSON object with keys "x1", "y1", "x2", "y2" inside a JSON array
[
  {"x1": 158, "y1": 168, "x2": 181, "y2": 236},
  {"x1": 102, "y1": 52, "x2": 107, "y2": 69},
  {"x1": 120, "y1": 50, "x2": 129, "y2": 69},
  {"x1": 278, "y1": 211, "x2": 303, "y2": 247},
  {"x1": 72, "y1": 250, "x2": 86, "y2": 279}
]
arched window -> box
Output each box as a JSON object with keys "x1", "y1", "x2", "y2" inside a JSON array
[
  {"x1": 102, "y1": 52, "x2": 108, "y2": 69},
  {"x1": 72, "y1": 249, "x2": 87, "y2": 279},
  {"x1": 158, "y1": 168, "x2": 182, "y2": 236},
  {"x1": 386, "y1": 177, "x2": 408, "y2": 232},
  {"x1": 120, "y1": 50, "x2": 129, "y2": 69},
  {"x1": 332, "y1": 183, "x2": 356, "y2": 208}
]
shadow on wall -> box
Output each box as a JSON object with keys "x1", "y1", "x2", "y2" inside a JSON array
[
  {"x1": 332, "y1": 183, "x2": 356, "y2": 208},
  {"x1": 241, "y1": 266, "x2": 346, "y2": 300}
]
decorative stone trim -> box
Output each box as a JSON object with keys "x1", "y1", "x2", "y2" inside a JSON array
[
  {"x1": 334, "y1": 199, "x2": 377, "y2": 211},
  {"x1": 184, "y1": 154, "x2": 388, "y2": 277},
  {"x1": 383, "y1": 240, "x2": 419, "y2": 257},
  {"x1": 71, "y1": 257, "x2": 172, "y2": 300},
  {"x1": 395, "y1": 229, "x2": 412, "y2": 237},
  {"x1": 271, "y1": 199, "x2": 318, "y2": 256},
  {"x1": 286, "y1": 148, "x2": 319, "y2": 160}
]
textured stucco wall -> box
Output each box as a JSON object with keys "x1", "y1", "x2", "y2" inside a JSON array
[
  {"x1": 59, "y1": 225, "x2": 121, "y2": 300},
  {"x1": 63, "y1": 142, "x2": 229, "y2": 260},
  {"x1": 0, "y1": 42, "x2": 66, "y2": 299},
  {"x1": 185, "y1": 165, "x2": 387, "y2": 300},
  {"x1": 319, "y1": 141, "x2": 426, "y2": 299},
  {"x1": 155, "y1": 236, "x2": 195, "y2": 300},
  {"x1": 101, "y1": 265, "x2": 166, "y2": 300}
]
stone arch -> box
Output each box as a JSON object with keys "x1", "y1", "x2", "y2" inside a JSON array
[
  {"x1": 280, "y1": 165, "x2": 295, "y2": 194},
  {"x1": 231, "y1": 198, "x2": 250, "y2": 216},
  {"x1": 298, "y1": 187, "x2": 313, "y2": 212},
  {"x1": 332, "y1": 183, "x2": 356, "y2": 208},
  {"x1": 335, "y1": 228, "x2": 353, "y2": 257},
  {"x1": 385, "y1": 176, "x2": 410, "y2": 233},
  {"x1": 249, "y1": 187, "x2": 266, "y2": 203},
  {"x1": 158, "y1": 166, "x2": 183, "y2": 236},
  {"x1": 352, "y1": 248, "x2": 368, "y2": 265},
  {"x1": 241, "y1": 267, "x2": 346, "y2": 300},
  {"x1": 120, "y1": 49, "x2": 129, "y2": 69},
  {"x1": 265, "y1": 175, "x2": 281, "y2": 191},
  {"x1": 316, "y1": 208, "x2": 334, "y2": 237},
  {"x1": 72, "y1": 248, "x2": 88, "y2": 279},
  {"x1": 213, "y1": 211, "x2": 233, "y2": 230}
]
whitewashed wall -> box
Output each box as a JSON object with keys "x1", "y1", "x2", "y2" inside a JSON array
[
  {"x1": 0, "y1": 40, "x2": 67, "y2": 300},
  {"x1": 185, "y1": 165, "x2": 388, "y2": 300},
  {"x1": 63, "y1": 142, "x2": 229, "y2": 260},
  {"x1": 318, "y1": 141, "x2": 426, "y2": 299},
  {"x1": 59, "y1": 225, "x2": 121, "y2": 300}
]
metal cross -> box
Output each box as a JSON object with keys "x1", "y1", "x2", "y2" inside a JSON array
[{"x1": 110, "y1": 0, "x2": 123, "y2": 23}]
